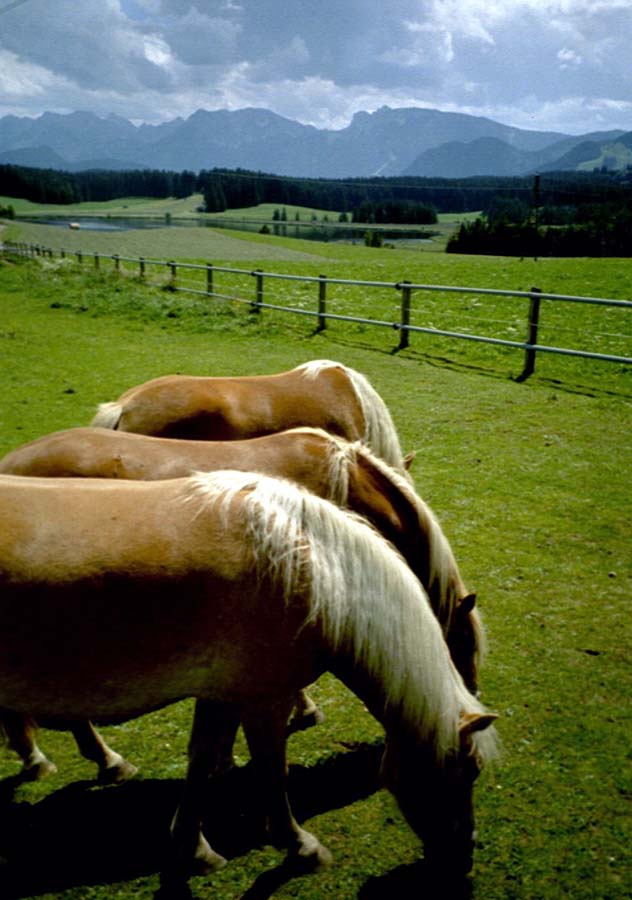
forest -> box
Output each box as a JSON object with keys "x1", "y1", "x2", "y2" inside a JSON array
[{"x1": 1, "y1": 161, "x2": 631, "y2": 255}]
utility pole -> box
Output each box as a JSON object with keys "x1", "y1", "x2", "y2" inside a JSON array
[{"x1": 532, "y1": 173, "x2": 541, "y2": 260}]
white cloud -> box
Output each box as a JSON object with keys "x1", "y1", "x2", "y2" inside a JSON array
[
  {"x1": 0, "y1": 50, "x2": 57, "y2": 98},
  {"x1": 143, "y1": 35, "x2": 172, "y2": 67},
  {"x1": 557, "y1": 47, "x2": 582, "y2": 69},
  {"x1": 0, "y1": 0, "x2": 630, "y2": 134}
]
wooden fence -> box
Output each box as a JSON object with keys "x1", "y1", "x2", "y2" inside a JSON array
[{"x1": 5, "y1": 240, "x2": 632, "y2": 381}]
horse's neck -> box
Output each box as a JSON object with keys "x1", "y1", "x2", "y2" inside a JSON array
[
  {"x1": 327, "y1": 653, "x2": 389, "y2": 729},
  {"x1": 348, "y1": 453, "x2": 431, "y2": 587}
]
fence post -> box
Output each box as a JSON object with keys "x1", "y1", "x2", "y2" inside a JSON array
[
  {"x1": 397, "y1": 280, "x2": 412, "y2": 350},
  {"x1": 113, "y1": 253, "x2": 120, "y2": 272},
  {"x1": 139, "y1": 257, "x2": 145, "y2": 278},
  {"x1": 94, "y1": 252, "x2": 100, "y2": 270},
  {"x1": 252, "y1": 269, "x2": 263, "y2": 313},
  {"x1": 76, "y1": 250, "x2": 83, "y2": 264},
  {"x1": 317, "y1": 274, "x2": 327, "y2": 331},
  {"x1": 168, "y1": 260, "x2": 177, "y2": 289},
  {"x1": 60, "y1": 247, "x2": 65, "y2": 259},
  {"x1": 206, "y1": 263, "x2": 213, "y2": 296},
  {"x1": 516, "y1": 287, "x2": 542, "y2": 382}
]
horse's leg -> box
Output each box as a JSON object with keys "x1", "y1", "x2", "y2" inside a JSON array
[
  {"x1": 70, "y1": 721, "x2": 138, "y2": 784},
  {"x1": 242, "y1": 702, "x2": 332, "y2": 871},
  {"x1": 1, "y1": 711, "x2": 57, "y2": 780},
  {"x1": 169, "y1": 700, "x2": 240, "y2": 876},
  {"x1": 288, "y1": 689, "x2": 325, "y2": 734}
]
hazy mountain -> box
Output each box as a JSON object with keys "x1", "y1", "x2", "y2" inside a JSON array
[
  {"x1": 0, "y1": 106, "x2": 627, "y2": 178},
  {"x1": 403, "y1": 129, "x2": 629, "y2": 178},
  {"x1": 0, "y1": 145, "x2": 69, "y2": 169},
  {"x1": 538, "y1": 132, "x2": 632, "y2": 173}
]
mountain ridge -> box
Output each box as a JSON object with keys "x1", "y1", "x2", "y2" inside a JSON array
[{"x1": 0, "y1": 106, "x2": 628, "y2": 178}]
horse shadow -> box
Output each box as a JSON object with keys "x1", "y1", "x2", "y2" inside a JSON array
[
  {"x1": 0, "y1": 739, "x2": 473, "y2": 899},
  {"x1": 0, "y1": 740, "x2": 389, "y2": 898}
]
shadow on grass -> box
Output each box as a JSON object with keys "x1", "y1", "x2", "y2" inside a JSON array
[
  {"x1": 0, "y1": 740, "x2": 399, "y2": 899},
  {"x1": 308, "y1": 332, "x2": 632, "y2": 401}
]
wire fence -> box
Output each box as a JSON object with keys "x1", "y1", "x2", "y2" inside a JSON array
[{"x1": 5, "y1": 240, "x2": 632, "y2": 380}]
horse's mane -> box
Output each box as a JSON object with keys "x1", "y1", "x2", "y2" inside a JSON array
[
  {"x1": 353, "y1": 446, "x2": 484, "y2": 644},
  {"x1": 297, "y1": 361, "x2": 409, "y2": 478},
  {"x1": 187, "y1": 469, "x2": 496, "y2": 765},
  {"x1": 289, "y1": 429, "x2": 485, "y2": 666}
]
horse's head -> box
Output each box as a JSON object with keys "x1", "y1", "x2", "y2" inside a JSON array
[
  {"x1": 381, "y1": 711, "x2": 497, "y2": 877},
  {"x1": 447, "y1": 593, "x2": 482, "y2": 697}
]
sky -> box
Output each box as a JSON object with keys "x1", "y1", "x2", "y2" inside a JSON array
[{"x1": 1, "y1": 0, "x2": 631, "y2": 136}]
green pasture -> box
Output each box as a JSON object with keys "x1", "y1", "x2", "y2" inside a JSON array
[
  {"x1": 0, "y1": 195, "x2": 347, "y2": 226},
  {"x1": 2, "y1": 194, "x2": 464, "y2": 252},
  {"x1": 0, "y1": 237, "x2": 630, "y2": 900},
  {"x1": 3, "y1": 215, "x2": 631, "y2": 386},
  {"x1": 0, "y1": 193, "x2": 206, "y2": 218}
]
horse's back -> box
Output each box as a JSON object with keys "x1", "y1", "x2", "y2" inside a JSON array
[
  {"x1": 0, "y1": 474, "x2": 317, "y2": 721},
  {"x1": 96, "y1": 365, "x2": 365, "y2": 442}
]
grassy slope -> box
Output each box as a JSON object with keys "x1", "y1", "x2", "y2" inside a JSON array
[
  {"x1": 0, "y1": 195, "x2": 344, "y2": 222},
  {"x1": 0, "y1": 244, "x2": 630, "y2": 900}
]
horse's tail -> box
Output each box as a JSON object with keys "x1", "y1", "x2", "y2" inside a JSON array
[
  {"x1": 190, "y1": 469, "x2": 494, "y2": 763},
  {"x1": 91, "y1": 401, "x2": 123, "y2": 430}
]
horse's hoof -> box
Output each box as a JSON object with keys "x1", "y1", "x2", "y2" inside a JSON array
[
  {"x1": 98, "y1": 758, "x2": 139, "y2": 785},
  {"x1": 190, "y1": 848, "x2": 228, "y2": 875},
  {"x1": 23, "y1": 758, "x2": 58, "y2": 781},
  {"x1": 287, "y1": 834, "x2": 332, "y2": 872},
  {"x1": 287, "y1": 708, "x2": 325, "y2": 734}
]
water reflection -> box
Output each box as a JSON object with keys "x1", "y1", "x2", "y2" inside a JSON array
[{"x1": 21, "y1": 216, "x2": 435, "y2": 245}]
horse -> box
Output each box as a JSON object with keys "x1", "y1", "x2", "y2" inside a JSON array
[
  {"x1": 0, "y1": 471, "x2": 497, "y2": 883},
  {"x1": 0, "y1": 425, "x2": 483, "y2": 784},
  {"x1": 90, "y1": 359, "x2": 409, "y2": 476},
  {"x1": 0, "y1": 425, "x2": 483, "y2": 689}
]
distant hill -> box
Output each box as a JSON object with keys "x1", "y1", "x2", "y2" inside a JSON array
[
  {"x1": 0, "y1": 145, "x2": 69, "y2": 169},
  {"x1": 0, "y1": 106, "x2": 628, "y2": 178},
  {"x1": 539, "y1": 133, "x2": 632, "y2": 173}
]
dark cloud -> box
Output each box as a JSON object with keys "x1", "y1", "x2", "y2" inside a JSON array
[{"x1": 1, "y1": 0, "x2": 631, "y2": 134}]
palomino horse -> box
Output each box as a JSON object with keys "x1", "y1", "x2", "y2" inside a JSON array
[
  {"x1": 0, "y1": 471, "x2": 497, "y2": 882},
  {"x1": 0, "y1": 426, "x2": 482, "y2": 689},
  {"x1": 0, "y1": 426, "x2": 483, "y2": 783},
  {"x1": 90, "y1": 359, "x2": 409, "y2": 475}
]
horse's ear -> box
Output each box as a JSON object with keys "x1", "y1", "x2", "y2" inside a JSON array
[
  {"x1": 403, "y1": 452, "x2": 416, "y2": 471},
  {"x1": 459, "y1": 592, "x2": 477, "y2": 613},
  {"x1": 459, "y1": 712, "x2": 498, "y2": 739}
]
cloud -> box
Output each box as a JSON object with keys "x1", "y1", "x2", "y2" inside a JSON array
[{"x1": 0, "y1": 0, "x2": 630, "y2": 134}]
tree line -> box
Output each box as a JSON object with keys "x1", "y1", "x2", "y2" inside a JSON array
[
  {"x1": 1, "y1": 162, "x2": 630, "y2": 251},
  {"x1": 447, "y1": 190, "x2": 632, "y2": 257},
  {"x1": 0, "y1": 164, "x2": 198, "y2": 205},
  {"x1": 200, "y1": 167, "x2": 632, "y2": 219}
]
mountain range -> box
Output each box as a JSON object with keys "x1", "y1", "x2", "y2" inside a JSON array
[{"x1": 1, "y1": 106, "x2": 630, "y2": 179}]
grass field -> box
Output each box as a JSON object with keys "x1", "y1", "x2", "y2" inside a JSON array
[
  {"x1": 0, "y1": 194, "x2": 467, "y2": 252},
  {"x1": 0, "y1": 229, "x2": 631, "y2": 900}
]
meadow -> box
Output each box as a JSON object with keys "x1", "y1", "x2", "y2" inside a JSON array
[{"x1": 0, "y1": 216, "x2": 630, "y2": 900}]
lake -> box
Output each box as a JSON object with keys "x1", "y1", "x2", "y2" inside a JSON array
[{"x1": 21, "y1": 216, "x2": 437, "y2": 245}]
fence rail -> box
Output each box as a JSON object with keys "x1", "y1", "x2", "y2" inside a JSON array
[{"x1": 4, "y1": 240, "x2": 631, "y2": 380}]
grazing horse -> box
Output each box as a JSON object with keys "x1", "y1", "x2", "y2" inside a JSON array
[
  {"x1": 0, "y1": 426, "x2": 483, "y2": 783},
  {"x1": 90, "y1": 359, "x2": 409, "y2": 475},
  {"x1": 0, "y1": 471, "x2": 497, "y2": 882},
  {"x1": 0, "y1": 426, "x2": 483, "y2": 688}
]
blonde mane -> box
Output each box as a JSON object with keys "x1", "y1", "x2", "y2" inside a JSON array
[
  {"x1": 187, "y1": 469, "x2": 496, "y2": 764},
  {"x1": 297, "y1": 360, "x2": 409, "y2": 478},
  {"x1": 288, "y1": 429, "x2": 485, "y2": 666}
]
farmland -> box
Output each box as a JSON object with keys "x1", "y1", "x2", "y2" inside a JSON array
[{"x1": 0, "y1": 217, "x2": 630, "y2": 900}]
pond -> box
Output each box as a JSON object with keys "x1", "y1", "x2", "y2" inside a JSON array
[{"x1": 21, "y1": 216, "x2": 437, "y2": 245}]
